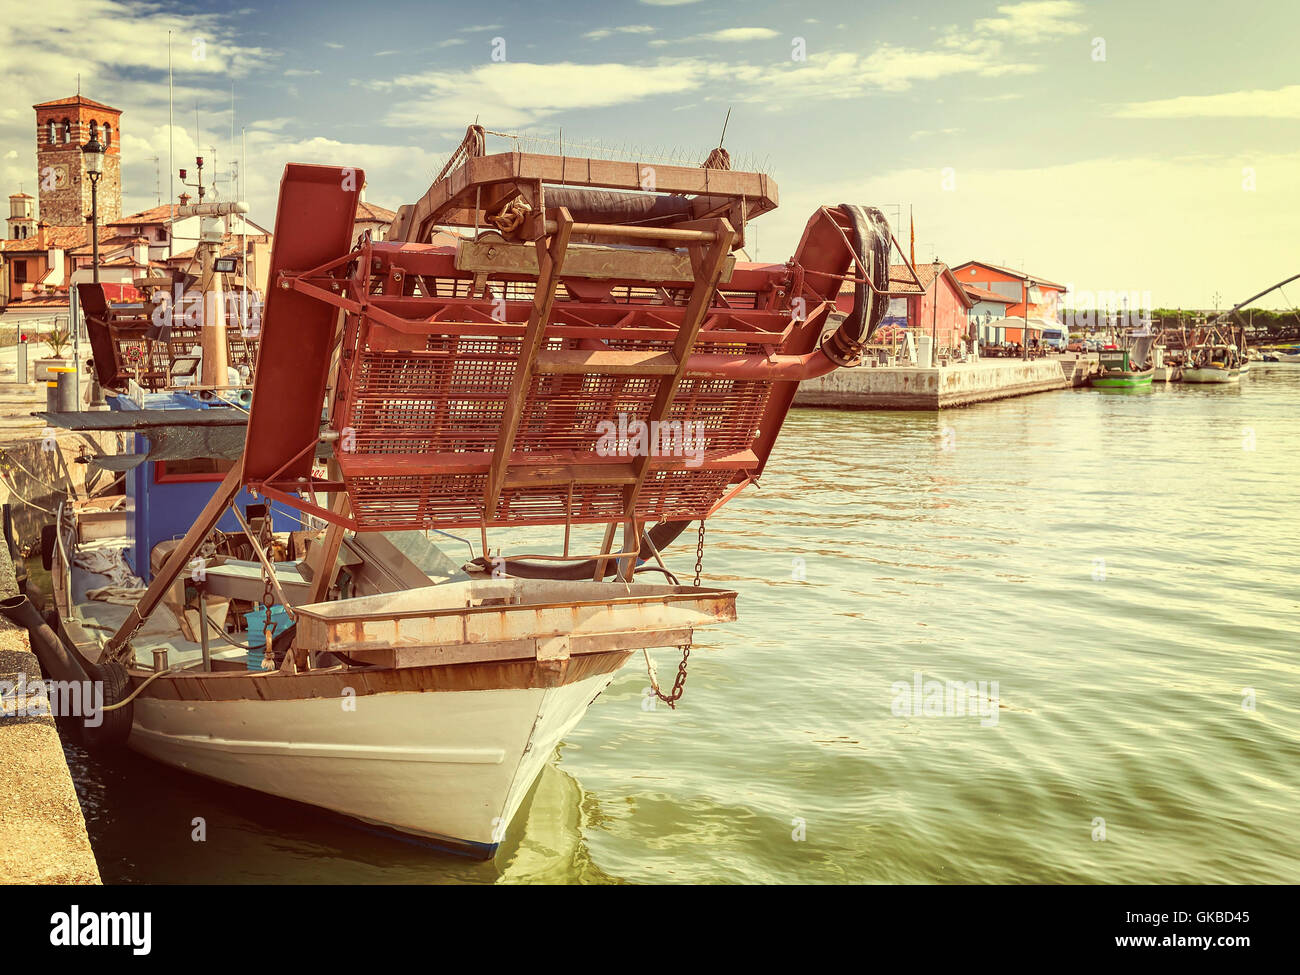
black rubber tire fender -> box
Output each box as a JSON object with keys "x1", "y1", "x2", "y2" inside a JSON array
[{"x1": 83, "y1": 659, "x2": 133, "y2": 750}]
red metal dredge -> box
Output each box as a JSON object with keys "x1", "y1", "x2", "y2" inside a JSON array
[{"x1": 242, "y1": 127, "x2": 916, "y2": 544}]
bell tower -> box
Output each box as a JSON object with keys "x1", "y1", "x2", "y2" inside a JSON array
[{"x1": 33, "y1": 95, "x2": 123, "y2": 227}]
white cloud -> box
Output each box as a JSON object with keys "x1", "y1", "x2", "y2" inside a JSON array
[
  {"x1": 697, "y1": 28, "x2": 779, "y2": 43},
  {"x1": 910, "y1": 128, "x2": 965, "y2": 141},
  {"x1": 374, "y1": 61, "x2": 704, "y2": 128},
  {"x1": 584, "y1": 25, "x2": 656, "y2": 41},
  {"x1": 1114, "y1": 85, "x2": 1300, "y2": 119},
  {"x1": 975, "y1": 1, "x2": 1086, "y2": 39}
]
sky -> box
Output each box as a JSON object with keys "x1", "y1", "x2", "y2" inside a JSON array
[{"x1": 0, "y1": 0, "x2": 1297, "y2": 309}]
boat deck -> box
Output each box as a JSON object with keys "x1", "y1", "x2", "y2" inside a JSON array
[{"x1": 63, "y1": 537, "x2": 246, "y2": 670}]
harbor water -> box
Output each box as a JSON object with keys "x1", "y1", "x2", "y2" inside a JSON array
[{"x1": 64, "y1": 365, "x2": 1300, "y2": 883}]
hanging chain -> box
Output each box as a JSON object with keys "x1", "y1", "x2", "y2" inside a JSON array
[
  {"x1": 647, "y1": 644, "x2": 692, "y2": 709},
  {"x1": 260, "y1": 571, "x2": 278, "y2": 670},
  {"x1": 693, "y1": 520, "x2": 706, "y2": 587}
]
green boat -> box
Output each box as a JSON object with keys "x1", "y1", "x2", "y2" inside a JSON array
[{"x1": 1090, "y1": 349, "x2": 1154, "y2": 388}]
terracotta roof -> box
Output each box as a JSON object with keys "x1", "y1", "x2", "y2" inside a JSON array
[
  {"x1": 887, "y1": 262, "x2": 942, "y2": 295},
  {"x1": 952, "y1": 260, "x2": 1066, "y2": 291},
  {"x1": 9, "y1": 192, "x2": 34, "y2": 199},
  {"x1": 107, "y1": 205, "x2": 177, "y2": 227},
  {"x1": 356, "y1": 200, "x2": 397, "y2": 222},
  {"x1": 837, "y1": 261, "x2": 975, "y2": 308},
  {"x1": 1, "y1": 225, "x2": 121, "y2": 254},
  {"x1": 33, "y1": 95, "x2": 121, "y2": 112},
  {"x1": 67, "y1": 234, "x2": 149, "y2": 257},
  {"x1": 8, "y1": 293, "x2": 70, "y2": 307},
  {"x1": 51, "y1": 225, "x2": 118, "y2": 249},
  {"x1": 962, "y1": 283, "x2": 1015, "y2": 305}
]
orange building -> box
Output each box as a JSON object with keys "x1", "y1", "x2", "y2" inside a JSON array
[{"x1": 951, "y1": 261, "x2": 1066, "y2": 323}]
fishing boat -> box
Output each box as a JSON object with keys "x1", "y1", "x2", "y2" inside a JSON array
[
  {"x1": 1262, "y1": 347, "x2": 1300, "y2": 364},
  {"x1": 1184, "y1": 273, "x2": 1300, "y2": 374},
  {"x1": 1090, "y1": 331, "x2": 1155, "y2": 388},
  {"x1": 1181, "y1": 344, "x2": 1241, "y2": 383},
  {"x1": 1090, "y1": 349, "x2": 1153, "y2": 388},
  {"x1": 19, "y1": 128, "x2": 912, "y2": 856}
]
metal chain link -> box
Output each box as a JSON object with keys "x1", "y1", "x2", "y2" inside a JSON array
[
  {"x1": 693, "y1": 520, "x2": 705, "y2": 587},
  {"x1": 260, "y1": 572, "x2": 277, "y2": 669},
  {"x1": 648, "y1": 644, "x2": 692, "y2": 710}
]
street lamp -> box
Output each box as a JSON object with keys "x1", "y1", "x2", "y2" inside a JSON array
[
  {"x1": 81, "y1": 137, "x2": 106, "y2": 284},
  {"x1": 1022, "y1": 278, "x2": 1036, "y2": 360}
]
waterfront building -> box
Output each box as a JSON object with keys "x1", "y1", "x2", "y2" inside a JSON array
[
  {"x1": 838, "y1": 261, "x2": 975, "y2": 354},
  {"x1": 952, "y1": 260, "x2": 1066, "y2": 332}
]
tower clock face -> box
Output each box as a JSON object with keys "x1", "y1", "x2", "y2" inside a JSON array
[{"x1": 41, "y1": 163, "x2": 70, "y2": 191}]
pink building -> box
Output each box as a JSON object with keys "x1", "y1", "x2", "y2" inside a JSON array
[{"x1": 839, "y1": 261, "x2": 974, "y2": 352}]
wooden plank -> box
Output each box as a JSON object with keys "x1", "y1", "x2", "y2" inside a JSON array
[
  {"x1": 624, "y1": 218, "x2": 737, "y2": 515},
  {"x1": 338, "y1": 449, "x2": 758, "y2": 480},
  {"x1": 456, "y1": 238, "x2": 736, "y2": 284},
  {"x1": 337, "y1": 627, "x2": 694, "y2": 669},
  {"x1": 592, "y1": 521, "x2": 618, "y2": 582},
  {"x1": 305, "y1": 492, "x2": 350, "y2": 603},
  {"x1": 503, "y1": 462, "x2": 638, "y2": 488},
  {"x1": 618, "y1": 515, "x2": 638, "y2": 583},
  {"x1": 482, "y1": 209, "x2": 574, "y2": 518},
  {"x1": 535, "y1": 349, "x2": 678, "y2": 376}
]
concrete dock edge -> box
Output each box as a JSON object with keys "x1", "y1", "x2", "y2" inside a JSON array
[
  {"x1": 0, "y1": 542, "x2": 101, "y2": 885},
  {"x1": 794, "y1": 357, "x2": 1088, "y2": 410}
]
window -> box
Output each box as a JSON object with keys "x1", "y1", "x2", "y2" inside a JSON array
[
  {"x1": 61, "y1": 119, "x2": 71, "y2": 144},
  {"x1": 154, "y1": 457, "x2": 237, "y2": 483},
  {"x1": 47, "y1": 120, "x2": 56, "y2": 144},
  {"x1": 156, "y1": 227, "x2": 166, "y2": 242},
  {"x1": 89, "y1": 120, "x2": 98, "y2": 142},
  {"x1": 13, "y1": 260, "x2": 27, "y2": 284},
  {"x1": 103, "y1": 123, "x2": 112, "y2": 147}
]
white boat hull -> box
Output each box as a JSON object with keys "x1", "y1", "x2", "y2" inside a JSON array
[
  {"x1": 127, "y1": 666, "x2": 623, "y2": 856},
  {"x1": 1181, "y1": 367, "x2": 1239, "y2": 383}
]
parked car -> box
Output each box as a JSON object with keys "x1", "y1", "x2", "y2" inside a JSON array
[{"x1": 1067, "y1": 340, "x2": 1087, "y2": 353}]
